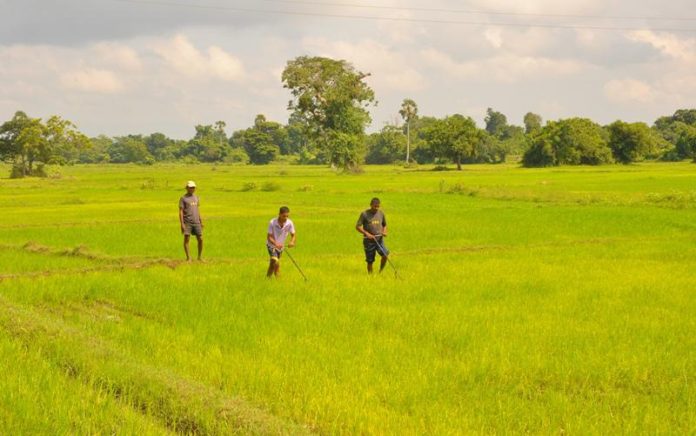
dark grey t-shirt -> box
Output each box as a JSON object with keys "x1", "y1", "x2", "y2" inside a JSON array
[
  {"x1": 357, "y1": 209, "x2": 386, "y2": 237},
  {"x1": 179, "y1": 194, "x2": 201, "y2": 224}
]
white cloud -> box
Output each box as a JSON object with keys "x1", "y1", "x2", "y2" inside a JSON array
[
  {"x1": 604, "y1": 79, "x2": 656, "y2": 104},
  {"x1": 420, "y1": 48, "x2": 584, "y2": 83},
  {"x1": 302, "y1": 37, "x2": 426, "y2": 92},
  {"x1": 627, "y1": 31, "x2": 696, "y2": 63},
  {"x1": 60, "y1": 68, "x2": 124, "y2": 94},
  {"x1": 484, "y1": 28, "x2": 503, "y2": 49},
  {"x1": 152, "y1": 35, "x2": 245, "y2": 82},
  {"x1": 207, "y1": 46, "x2": 245, "y2": 81},
  {"x1": 93, "y1": 42, "x2": 142, "y2": 71},
  {"x1": 616, "y1": 32, "x2": 696, "y2": 106},
  {"x1": 59, "y1": 68, "x2": 125, "y2": 94}
]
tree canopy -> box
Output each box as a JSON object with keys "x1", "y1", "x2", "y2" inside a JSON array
[
  {"x1": 282, "y1": 56, "x2": 375, "y2": 169},
  {"x1": 523, "y1": 118, "x2": 613, "y2": 167},
  {"x1": 421, "y1": 114, "x2": 479, "y2": 170}
]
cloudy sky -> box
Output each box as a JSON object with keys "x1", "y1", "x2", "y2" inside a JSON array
[{"x1": 1, "y1": 0, "x2": 695, "y2": 138}]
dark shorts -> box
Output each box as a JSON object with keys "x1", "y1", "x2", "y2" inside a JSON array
[
  {"x1": 267, "y1": 245, "x2": 283, "y2": 260},
  {"x1": 363, "y1": 237, "x2": 389, "y2": 263},
  {"x1": 183, "y1": 223, "x2": 202, "y2": 237}
]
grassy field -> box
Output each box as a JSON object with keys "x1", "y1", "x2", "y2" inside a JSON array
[{"x1": 0, "y1": 162, "x2": 694, "y2": 434}]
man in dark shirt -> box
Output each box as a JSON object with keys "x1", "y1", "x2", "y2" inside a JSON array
[
  {"x1": 179, "y1": 180, "x2": 203, "y2": 261},
  {"x1": 355, "y1": 197, "x2": 389, "y2": 274}
]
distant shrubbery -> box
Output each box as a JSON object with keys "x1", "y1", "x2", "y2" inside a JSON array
[
  {"x1": 1, "y1": 107, "x2": 694, "y2": 177},
  {"x1": 522, "y1": 110, "x2": 695, "y2": 167}
]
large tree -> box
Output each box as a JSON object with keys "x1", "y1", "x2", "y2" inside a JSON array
[
  {"x1": 399, "y1": 98, "x2": 418, "y2": 164},
  {"x1": 0, "y1": 111, "x2": 88, "y2": 177},
  {"x1": 282, "y1": 56, "x2": 375, "y2": 169},
  {"x1": 523, "y1": 118, "x2": 613, "y2": 167},
  {"x1": 484, "y1": 108, "x2": 508, "y2": 139},
  {"x1": 421, "y1": 114, "x2": 479, "y2": 170},
  {"x1": 0, "y1": 112, "x2": 49, "y2": 177},
  {"x1": 654, "y1": 109, "x2": 696, "y2": 160},
  {"x1": 185, "y1": 122, "x2": 229, "y2": 162},
  {"x1": 674, "y1": 122, "x2": 696, "y2": 162},
  {"x1": 366, "y1": 124, "x2": 407, "y2": 164},
  {"x1": 523, "y1": 112, "x2": 543, "y2": 135},
  {"x1": 230, "y1": 114, "x2": 286, "y2": 164},
  {"x1": 108, "y1": 135, "x2": 152, "y2": 163},
  {"x1": 607, "y1": 121, "x2": 670, "y2": 163},
  {"x1": 45, "y1": 115, "x2": 91, "y2": 165}
]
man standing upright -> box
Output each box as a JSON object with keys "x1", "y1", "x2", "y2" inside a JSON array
[
  {"x1": 267, "y1": 206, "x2": 296, "y2": 278},
  {"x1": 356, "y1": 197, "x2": 389, "y2": 274},
  {"x1": 179, "y1": 180, "x2": 203, "y2": 261}
]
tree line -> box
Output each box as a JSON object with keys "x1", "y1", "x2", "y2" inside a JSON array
[{"x1": 1, "y1": 56, "x2": 695, "y2": 177}]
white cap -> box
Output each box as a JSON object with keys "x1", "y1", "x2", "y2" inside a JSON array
[{"x1": 186, "y1": 180, "x2": 196, "y2": 188}]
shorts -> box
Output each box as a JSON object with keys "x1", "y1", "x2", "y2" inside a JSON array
[
  {"x1": 183, "y1": 223, "x2": 203, "y2": 237},
  {"x1": 267, "y1": 245, "x2": 283, "y2": 261},
  {"x1": 363, "y1": 237, "x2": 389, "y2": 264}
]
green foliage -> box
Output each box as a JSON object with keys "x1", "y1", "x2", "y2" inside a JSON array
[
  {"x1": 653, "y1": 109, "x2": 696, "y2": 160},
  {"x1": 143, "y1": 132, "x2": 180, "y2": 161},
  {"x1": 223, "y1": 147, "x2": 250, "y2": 164},
  {"x1": 261, "y1": 181, "x2": 281, "y2": 192},
  {"x1": 185, "y1": 123, "x2": 230, "y2": 163},
  {"x1": 421, "y1": 114, "x2": 479, "y2": 170},
  {"x1": 523, "y1": 112, "x2": 543, "y2": 134},
  {"x1": 282, "y1": 56, "x2": 375, "y2": 169},
  {"x1": 608, "y1": 121, "x2": 670, "y2": 163},
  {"x1": 412, "y1": 116, "x2": 439, "y2": 164},
  {"x1": 231, "y1": 115, "x2": 286, "y2": 165},
  {"x1": 82, "y1": 135, "x2": 111, "y2": 163},
  {"x1": 399, "y1": 99, "x2": 418, "y2": 163},
  {"x1": 324, "y1": 131, "x2": 366, "y2": 169},
  {"x1": 365, "y1": 125, "x2": 406, "y2": 164},
  {"x1": 674, "y1": 123, "x2": 696, "y2": 162},
  {"x1": 0, "y1": 111, "x2": 92, "y2": 176},
  {"x1": 44, "y1": 116, "x2": 91, "y2": 165},
  {"x1": 471, "y1": 132, "x2": 506, "y2": 164},
  {"x1": 484, "y1": 107, "x2": 508, "y2": 138},
  {"x1": 0, "y1": 111, "x2": 50, "y2": 177},
  {"x1": 240, "y1": 181, "x2": 257, "y2": 191},
  {"x1": 523, "y1": 118, "x2": 613, "y2": 167},
  {"x1": 108, "y1": 136, "x2": 153, "y2": 164}
]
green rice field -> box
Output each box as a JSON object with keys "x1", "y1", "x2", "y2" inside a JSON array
[{"x1": 0, "y1": 162, "x2": 694, "y2": 434}]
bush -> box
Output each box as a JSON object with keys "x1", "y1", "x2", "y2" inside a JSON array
[
  {"x1": 10, "y1": 164, "x2": 25, "y2": 179},
  {"x1": 261, "y1": 181, "x2": 281, "y2": 192},
  {"x1": 523, "y1": 118, "x2": 612, "y2": 167},
  {"x1": 432, "y1": 165, "x2": 450, "y2": 171},
  {"x1": 224, "y1": 148, "x2": 249, "y2": 164},
  {"x1": 241, "y1": 182, "x2": 257, "y2": 191}
]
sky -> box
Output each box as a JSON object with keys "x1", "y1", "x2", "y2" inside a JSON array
[{"x1": 1, "y1": 0, "x2": 695, "y2": 139}]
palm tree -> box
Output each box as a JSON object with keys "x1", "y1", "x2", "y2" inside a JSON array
[{"x1": 399, "y1": 99, "x2": 418, "y2": 164}]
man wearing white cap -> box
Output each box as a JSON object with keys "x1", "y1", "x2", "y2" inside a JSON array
[{"x1": 179, "y1": 180, "x2": 203, "y2": 261}]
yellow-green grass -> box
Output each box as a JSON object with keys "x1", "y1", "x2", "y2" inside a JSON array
[{"x1": 0, "y1": 162, "x2": 694, "y2": 434}]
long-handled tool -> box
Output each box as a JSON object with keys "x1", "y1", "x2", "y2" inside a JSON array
[
  {"x1": 284, "y1": 247, "x2": 308, "y2": 282},
  {"x1": 374, "y1": 236, "x2": 399, "y2": 278}
]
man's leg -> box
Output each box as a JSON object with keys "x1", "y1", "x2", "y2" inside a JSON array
[
  {"x1": 183, "y1": 235, "x2": 191, "y2": 261},
  {"x1": 274, "y1": 258, "x2": 280, "y2": 277},
  {"x1": 379, "y1": 255, "x2": 387, "y2": 272},
  {"x1": 364, "y1": 240, "x2": 376, "y2": 274},
  {"x1": 267, "y1": 259, "x2": 276, "y2": 277},
  {"x1": 196, "y1": 235, "x2": 203, "y2": 260}
]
